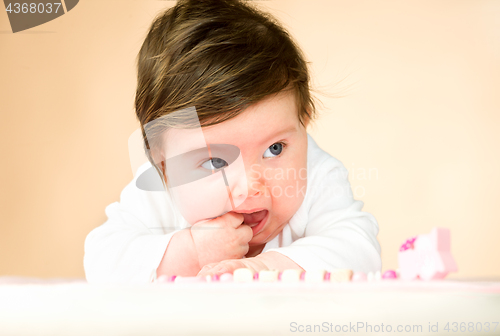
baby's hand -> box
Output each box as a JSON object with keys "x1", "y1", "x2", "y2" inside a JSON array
[
  {"x1": 190, "y1": 212, "x2": 253, "y2": 269},
  {"x1": 196, "y1": 257, "x2": 269, "y2": 278}
]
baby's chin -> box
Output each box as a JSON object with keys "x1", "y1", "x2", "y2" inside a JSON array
[
  {"x1": 249, "y1": 219, "x2": 283, "y2": 246},
  {"x1": 248, "y1": 230, "x2": 269, "y2": 246}
]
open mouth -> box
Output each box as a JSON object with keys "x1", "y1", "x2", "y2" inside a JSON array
[{"x1": 242, "y1": 209, "x2": 269, "y2": 235}]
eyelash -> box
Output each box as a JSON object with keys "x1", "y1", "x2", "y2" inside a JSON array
[{"x1": 266, "y1": 141, "x2": 287, "y2": 158}]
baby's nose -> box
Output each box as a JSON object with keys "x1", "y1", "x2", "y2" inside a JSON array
[
  {"x1": 231, "y1": 165, "x2": 266, "y2": 200},
  {"x1": 246, "y1": 164, "x2": 268, "y2": 197}
]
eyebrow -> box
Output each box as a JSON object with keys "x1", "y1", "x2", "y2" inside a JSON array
[{"x1": 260, "y1": 125, "x2": 298, "y2": 144}]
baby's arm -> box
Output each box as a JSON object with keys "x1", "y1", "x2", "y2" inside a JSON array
[
  {"x1": 155, "y1": 229, "x2": 200, "y2": 277},
  {"x1": 83, "y1": 202, "x2": 182, "y2": 284},
  {"x1": 254, "y1": 251, "x2": 305, "y2": 270},
  {"x1": 84, "y1": 162, "x2": 185, "y2": 284},
  {"x1": 197, "y1": 251, "x2": 303, "y2": 277},
  {"x1": 84, "y1": 164, "x2": 252, "y2": 283},
  {"x1": 156, "y1": 211, "x2": 251, "y2": 277}
]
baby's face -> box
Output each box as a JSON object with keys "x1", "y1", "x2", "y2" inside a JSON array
[
  {"x1": 163, "y1": 90, "x2": 308, "y2": 248},
  {"x1": 200, "y1": 90, "x2": 308, "y2": 247}
]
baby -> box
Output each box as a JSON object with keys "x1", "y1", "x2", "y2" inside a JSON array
[{"x1": 84, "y1": 0, "x2": 381, "y2": 284}]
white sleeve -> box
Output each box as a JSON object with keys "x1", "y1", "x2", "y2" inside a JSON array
[
  {"x1": 266, "y1": 157, "x2": 382, "y2": 274},
  {"x1": 83, "y1": 163, "x2": 184, "y2": 284}
]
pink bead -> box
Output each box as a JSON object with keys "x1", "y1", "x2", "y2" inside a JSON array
[
  {"x1": 325, "y1": 272, "x2": 331, "y2": 281},
  {"x1": 219, "y1": 273, "x2": 233, "y2": 282},
  {"x1": 168, "y1": 275, "x2": 177, "y2": 282},
  {"x1": 382, "y1": 270, "x2": 397, "y2": 279},
  {"x1": 253, "y1": 272, "x2": 259, "y2": 280},
  {"x1": 300, "y1": 272, "x2": 306, "y2": 281},
  {"x1": 205, "y1": 274, "x2": 219, "y2": 282},
  {"x1": 352, "y1": 272, "x2": 367, "y2": 282},
  {"x1": 278, "y1": 272, "x2": 282, "y2": 281}
]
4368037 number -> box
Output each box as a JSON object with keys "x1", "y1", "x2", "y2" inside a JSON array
[
  {"x1": 5, "y1": 2, "x2": 62, "y2": 14},
  {"x1": 444, "y1": 322, "x2": 498, "y2": 333}
]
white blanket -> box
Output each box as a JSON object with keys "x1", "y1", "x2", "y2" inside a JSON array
[{"x1": 1, "y1": 277, "x2": 499, "y2": 336}]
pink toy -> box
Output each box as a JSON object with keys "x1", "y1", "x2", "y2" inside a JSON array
[
  {"x1": 352, "y1": 272, "x2": 367, "y2": 282},
  {"x1": 382, "y1": 270, "x2": 397, "y2": 279},
  {"x1": 398, "y1": 227, "x2": 458, "y2": 280},
  {"x1": 205, "y1": 274, "x2": 219, "y2": 282}
]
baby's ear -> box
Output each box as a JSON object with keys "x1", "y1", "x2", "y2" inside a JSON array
[
  {"x1": 149, "y1": 149, "x2": 168, "y2": 183},
  {"x1": 302, "y1": 112, "x2": 311, "y2": 128},
  {"x1": 150, "y1": 148, "x2": 165, "y2": 167}
]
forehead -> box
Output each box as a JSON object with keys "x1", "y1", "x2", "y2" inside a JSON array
[
  {"x1": 163, "y1": 90, "x2": 299, "y2": 158},
  {"x1": 163, "y1": 127, "x2": 207, "y2": 159}
]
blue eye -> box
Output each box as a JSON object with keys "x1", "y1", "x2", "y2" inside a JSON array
[
  {"x1": 201, "y1": 158, "x2": 228, "y2": 170},
  {"x1": 263, "y1": 142, "x2": 285, "y2": 158}
]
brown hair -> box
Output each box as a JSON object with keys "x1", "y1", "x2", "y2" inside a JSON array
[{"x1": 135, "y1": 0, "x2": 317, "y2": 189}]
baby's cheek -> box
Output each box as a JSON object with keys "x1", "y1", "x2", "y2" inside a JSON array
[
  {"x1": 274, "y1": 177, "x2": 306, "y2": 213},
  {"x1": 264, "y1": 179, "x2": 306, "y2": 238}
]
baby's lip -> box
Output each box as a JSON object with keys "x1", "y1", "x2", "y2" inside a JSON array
[
  {"x1": 232, "y1": 208, "x2": 267, "y2": 214},
  {"x1": 203, "y1": 208, "x2": 267, "y2": 222},
  {"x1": 238, "y1": 209, "x2": 268, "y2": 229},
  {"x1": 233, "y1": 208, "x2": 268, "y2": 226}
]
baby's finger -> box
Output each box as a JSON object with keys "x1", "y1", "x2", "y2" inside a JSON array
[
  {"x1": 197, "y1": 264, "x2": 215, "y2": 275},
  {"x1": 202, "y1": 264, "x2": 215, "y2": 270},
  {"x1": 197, "y1": 268, "x2": 214, "y2": 277},
  {"x1": 208, "y1": 264, "x2": 228, "y2": 276},
  {"x1": 198, "y1": 268, "x2": 223, "y2": 278},
  {"x1": 211, "y1": 261, "x2": 244, "y2": 276},
  {"x1": 223, "y1": 212, "x2": 245, "y2": 229}
]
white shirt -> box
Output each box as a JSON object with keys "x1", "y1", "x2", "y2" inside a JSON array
[{"x1": 84, "y1": 134, "x2": 382, "y2": 284}]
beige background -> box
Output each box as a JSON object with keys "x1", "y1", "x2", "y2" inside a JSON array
[{"x1": 1, "y1": 0, "x2": 499, "y2": 279}]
